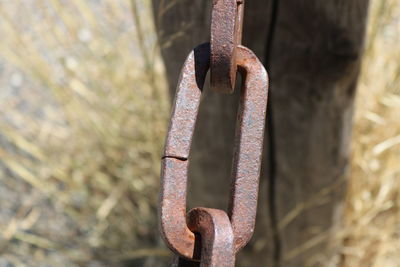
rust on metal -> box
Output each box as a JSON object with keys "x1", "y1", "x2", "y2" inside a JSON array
[
  {"x1": 159, "y1": 42, "x2": 268, "y2": 264},
  {"x1": 159, "y1": 1, "x2": 268, "y2": 265},
  {"x1": 228, "y1": 44, "x2": 269, "y2": 252},
  {"x1": 170, "y1": 208, "x2": 236, "y2": 267},
  {"x1": 188, "y1": 208, "x2": 235, "y2": 267},
  {"x1": 210, "y1": 0, "x2": 245, "y2": 93}
]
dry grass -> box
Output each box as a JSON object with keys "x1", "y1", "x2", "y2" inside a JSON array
[
  {"x1": 0, "y1": 0, "x2": 398, "y2": 266},
  {"x1": 340, "y1": 0, "x2": 400, "y2": 266},
  {"x1": 0, "y1": 0, "x2": 169, "y2": 266}
]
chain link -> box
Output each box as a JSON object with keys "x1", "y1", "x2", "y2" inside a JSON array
[
  {"x1": 210, "y1": 0, "x2": 244, "y2": 93},
  {"x1": 159, "y1": 1, "x2": 269, "y2": 266}
]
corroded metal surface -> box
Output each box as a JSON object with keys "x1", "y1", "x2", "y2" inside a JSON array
[
  {"x1": 210, "y1": 0, "x2": 244, "y2": 93},
  {"x1": 228, "y1": 45, "x2": 268, "y2": 252},
  {"x1": 170, "y1": 208, "x2": 236, "y2": 267},
  {"x1": 159, "y1": 42, "x2": 268, "y2": 265},
  {"x1": 188, "y1": 208, "x2": 235, "y2": 267},
  {"x1": 163, "y1": 43, "x2": 210, "y2": 160},
  {"x1": 159, "y1": 1, "x2": 268, "y2": 265}
]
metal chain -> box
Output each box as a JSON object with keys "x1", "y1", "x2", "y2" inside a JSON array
[
  {"x1": 159, "y1": 1, "x2": 269, "y2": 266},
  {"x1": 210, "y1": 0, "x2": 244, "y2": 93}
]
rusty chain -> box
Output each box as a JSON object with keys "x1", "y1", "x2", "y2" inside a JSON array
[
  {"x1": 211, "y1": 0, "x2": 244, "y2": 93},
  {"x1": 159, "y1": 0, "x2": 269, "y2": 266}
]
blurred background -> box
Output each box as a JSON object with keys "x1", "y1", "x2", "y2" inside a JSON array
[{"x1": 0, "y1": 0, "x2": 398, "y2": 266}]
